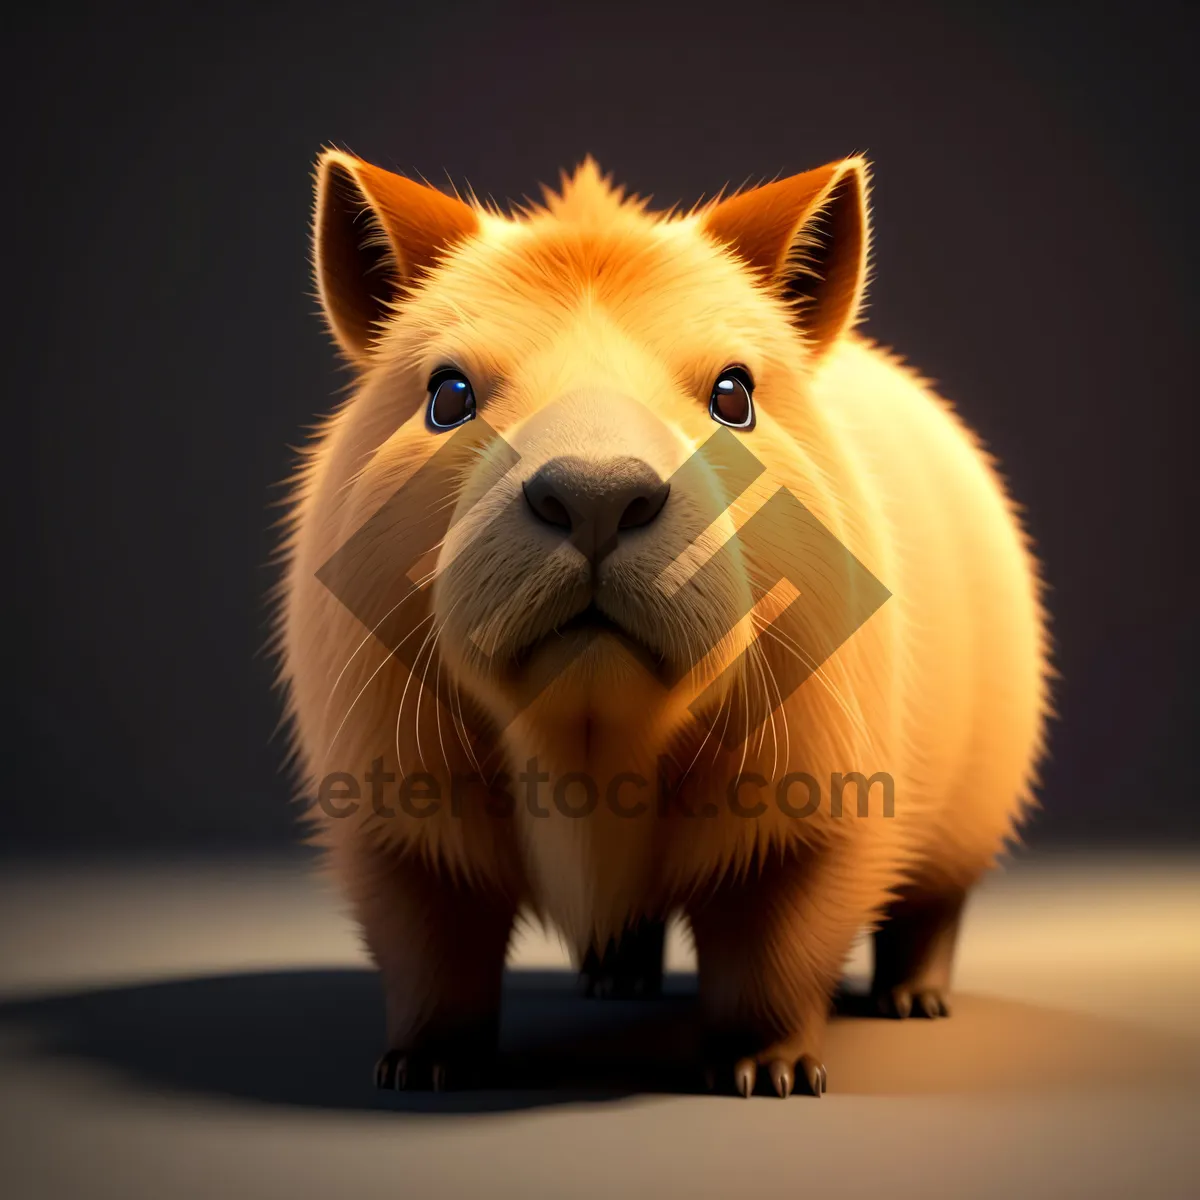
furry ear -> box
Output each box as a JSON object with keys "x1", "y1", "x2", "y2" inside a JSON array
[
  {"x1": 702, "y1": 157, "x2": 870, "y2": 357},
  {"x1": 312, "y1": 149, "x2": 480, "y2": 364}
]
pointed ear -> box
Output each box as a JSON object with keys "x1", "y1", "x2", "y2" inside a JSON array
[
  {"x1": 312, "y1": 149, "x2": 480, "y2": 364},
  {"x1": 702, "y1": 157, "x2": 870, "y2": 357}
]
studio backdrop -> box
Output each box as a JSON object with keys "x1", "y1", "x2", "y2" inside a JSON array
[{"x1": 8, "y1": 0, "x2": 1197, "y2": 852}]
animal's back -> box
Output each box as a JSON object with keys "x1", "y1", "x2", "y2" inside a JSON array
[{"x1": 814, "y1": 336, "x2": 1049, "y2": 885}]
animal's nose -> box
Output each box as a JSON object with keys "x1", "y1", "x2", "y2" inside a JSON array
[{"x1": 523, "y1": 455, "x2": 670, "y2": 563}]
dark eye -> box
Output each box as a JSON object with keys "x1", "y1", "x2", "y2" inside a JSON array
[
  {"x1": 709, "y1": 366, "x2": 755, "y2": 429},
  {"x1": 427, "y1": 369, "x2": 476, "y2": 430}
]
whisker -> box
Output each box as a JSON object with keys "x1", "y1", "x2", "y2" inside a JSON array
[
  {"x1": 395, "y1": 613, "x2": 444, "y2": 780},
  {"x1": 323, "y1": 610, "x2": 435, "y2": 761},
  {"x1": 324, "y1": 571, "x2": 441, "y2": 720},
  {"x1": 746, "y1": 639, "x2": 776, "y2": 777},
  {"x1": 753, "y1": 637, "x2": 787, "y2": 781},
  {"x1": 751, "y1": 616, "x2": 872, "y2": 745},
  {"x1": 427, "y1": 597, "x2": 467, "y2": 780},
  {"x1": 734, "y1": 653, "x2": 751, "y2": 783},
  {"x1": 451, "y1": 679, "x2": 485, "y2": 777}
]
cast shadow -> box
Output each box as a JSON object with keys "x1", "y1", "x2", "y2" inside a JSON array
[
  {"x1": 0, "y1": 968, "x2": 703, "y2": 1114},
  {"x1": 1, "y1": 967, "x2": 1196, "y2": 1114}
]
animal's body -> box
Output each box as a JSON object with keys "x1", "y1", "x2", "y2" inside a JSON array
[{"x1": 276, "y1": 149, "x2": 1050, "y2": 1097}]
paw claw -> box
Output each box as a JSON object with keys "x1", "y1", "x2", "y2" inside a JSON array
[
  {"x1": 768, "y1": 1060, "x2": 793, "y2": 1099},
  {"x1": 798, "y1": 1055, "x2": 827, "y2": 1097},
  {"x1": 734, "y1": 1058, "x2": 757, "y2": 1098}
]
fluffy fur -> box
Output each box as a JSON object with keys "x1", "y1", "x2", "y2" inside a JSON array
[{"x1": 274, "y1": 149, "x2": 1051, "y2": 1097}]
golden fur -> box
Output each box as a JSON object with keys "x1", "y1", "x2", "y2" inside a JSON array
[{"x1": 274, "y1": 149, "x2": 1050, "y2": 1096}]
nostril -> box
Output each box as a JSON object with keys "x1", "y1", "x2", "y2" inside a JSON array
[
  {"x1": 619, "y1": 483, "x2": 670, "y2": 530},
  {"x1": 523, "y1": 478, "x2": 574, "y2": 530},
  {"x1": 539, "y1": 494, "x2": 572, "y2": 529}
]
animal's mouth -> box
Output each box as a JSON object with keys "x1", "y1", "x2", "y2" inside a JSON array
[
  {"x1": 513, "y1": 600, "x2": 667, "y2": 679},
  {"x1": 554, "y1": 601, "x2": 627, "y2": 639}
]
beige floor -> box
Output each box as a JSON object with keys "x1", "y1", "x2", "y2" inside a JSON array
[{"x1": 1, "y1": 853, "x2": 1198, "y2": 1199}]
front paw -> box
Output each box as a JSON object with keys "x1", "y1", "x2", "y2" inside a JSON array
[
  {"x1": 374, "y1": 1021, "x2": 499, "y2": 1092},
  {"x1": 701, "y1": 1033, "x2": 827, "y2": 1098}
]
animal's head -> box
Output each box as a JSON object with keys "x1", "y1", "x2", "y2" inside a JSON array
[{"x1": 309, "y1": 150, "x2": 871, "y2": 770}]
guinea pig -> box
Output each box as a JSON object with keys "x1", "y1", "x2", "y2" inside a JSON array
[{"x1": 273, "y1": 149, "x2": 1050, "y2": 1098}]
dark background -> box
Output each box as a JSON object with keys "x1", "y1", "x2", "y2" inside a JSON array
[{"x1": 6, "y1": 0, "x2": 1197, "y2": 854}]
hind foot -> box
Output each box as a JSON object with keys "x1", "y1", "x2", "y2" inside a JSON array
[
  {"x1": 580, "y1": 918, "x2": 666, "y2": 999},
  {"x1": 872, "y1": 985, "x2": 951, "y2": 1020},
  {"x1": 870, "y1": 884, "x2": 966, "y2": 1021}
]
